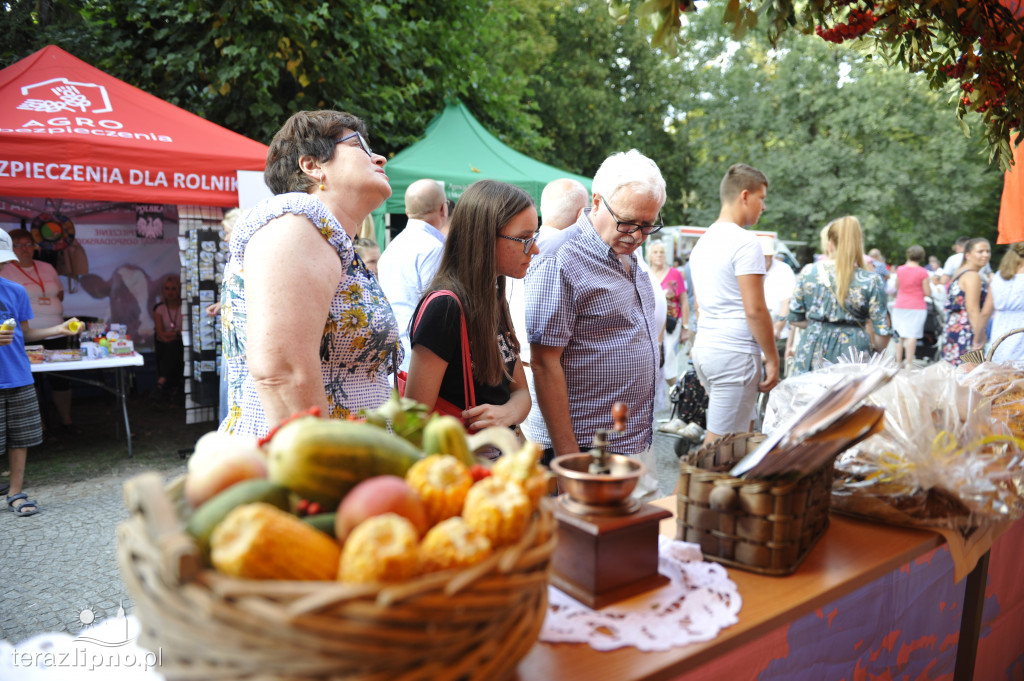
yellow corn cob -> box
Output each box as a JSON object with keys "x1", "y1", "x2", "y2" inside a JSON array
[
  {"x1": 405, "y1": 454, "x2": 473, "y2": 526},
  {"x1": 419, "y1": 517, "x2": 493, "y2": 573},
  {"x1": 492, "y1": 442, "x2": 548, "y2": 511},
  {"x1": 209, "y1": 502, "x2": 341, "y2": 581},
  {"x1": 462, "y1": 478, "x2": 531, "y2": 547},
  {"x1": 339, "y1": 513, "x2": 420, "y2": 583}
]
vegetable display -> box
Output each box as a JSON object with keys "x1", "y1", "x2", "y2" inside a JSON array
[{"x1": 183, "y1": 404, "x2": 549, "y2": 584}]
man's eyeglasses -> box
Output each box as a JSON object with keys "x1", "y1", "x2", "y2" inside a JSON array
[
  {"x1": 601, "y1": 197, "x2": 663, "y2": 235},
  {"x1": 335, "y1": 131, "x2": 373, "y2": 158},
  {"x1": 498, "y1": 232, "x2": 540, "y2": 254}
]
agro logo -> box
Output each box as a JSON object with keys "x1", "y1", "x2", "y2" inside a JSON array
[{"x1": 17, "y1": 76, "x2": 113, "y2": 116}]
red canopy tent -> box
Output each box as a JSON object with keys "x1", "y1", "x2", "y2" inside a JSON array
[{"x1": 0, "y1": 45, "x2": 267, "y2": 207}]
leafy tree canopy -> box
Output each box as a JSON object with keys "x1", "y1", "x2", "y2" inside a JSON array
[
  {"x1": 3, "y1": 0, "x2": 556, "y2": 156},
  {"x1": 654, "y1": 0, "x2": 1002, "y2": 262},
  {"x1": 610, "y1": 0, "x2": 1024, "y2": 170},
  {"x1": 1, "y1": 0, "x2": 1004, "y2": 262}
]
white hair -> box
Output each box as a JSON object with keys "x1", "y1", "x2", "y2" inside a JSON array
[
  {"x1": 540, "y1": 178, "x2": 589, "y2": 229},
  {"x1": 592, "y1": 149, "x2": 666, "y2": 206}
]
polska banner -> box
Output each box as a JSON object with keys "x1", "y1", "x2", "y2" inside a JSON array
[{"x1": 1, "y1": 197, "x2": 179, "y2": 351}]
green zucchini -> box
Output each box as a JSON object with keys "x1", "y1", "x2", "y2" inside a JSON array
[
  {"x1": 302, "y1": 512, "x2": 338, "y2": 538},
  {"x1": 186, "y1": 478, "x2": 291, "y2": 559},
  {"x1": 265, "y1": 416, "x2": 425, "y2": 507}
]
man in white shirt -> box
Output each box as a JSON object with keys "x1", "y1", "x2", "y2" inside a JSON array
[
  {"x1": 507, "y1": 178, "x2": 588, "y2": 438},
  {"x1": 939, "y1": 236, "x2": 969, "y2": 286},
  {"x1": 939, "y1": 235, "x2": 991, "y2": 285},
  {"x1": 760, "y1": 236, "x2": 797, "y2": 374},
  {"x1": 689, "y1": 164, "x2": 779, "y2": 444},
  {"x1": 377, "y1": 179, "x2": 449, "y2": 370}
]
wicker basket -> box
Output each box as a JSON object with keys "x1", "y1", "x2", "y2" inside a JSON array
[
  {"x1": 676, "y1": 433, "x2": 832, "y2": 576},
  {"x1": 118, "y1": 472, "x2": 556, "y2": 681},
  {"x1": 961, "y1": 325, "x2": 1024, "y2": 364}
]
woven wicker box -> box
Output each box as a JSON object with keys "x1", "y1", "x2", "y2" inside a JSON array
[
  {"x1": 118, "y1": 473, "x2": 555, "y2": 681},
  {"x1": 676, "y1": 433, "x2": 832, "y2": 576}
]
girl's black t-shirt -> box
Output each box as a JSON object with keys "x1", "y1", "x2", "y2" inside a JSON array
[{"x1": 410, "y1": 293, "x2": 517, "y2": 410}]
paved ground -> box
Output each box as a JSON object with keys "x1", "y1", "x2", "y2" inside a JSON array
[{"x1": 0, "y1": 399, "x2": 689, "y2": 645}]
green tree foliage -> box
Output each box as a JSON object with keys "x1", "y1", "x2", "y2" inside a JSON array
[
  {"x1": 0, "y1": 0, "x2": 90, "y2": 67},
  {"x1": 660, "y1": 1, "x2": 1002, "y2": 262},
  {"x1": 2, "y1": 0, "x2": 1004, "y2": 264},
  {"x1": 610, "y1": 0, "x2": 1024, "y2": 170},
  {"x1": 5, "y1": 0, "x2": 554, "y2": 155},
  {"x1": 529, "y1": 2, "x2": 681, "y2": 175}
]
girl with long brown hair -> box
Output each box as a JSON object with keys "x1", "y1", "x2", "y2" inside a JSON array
[
  {"x1": 788, "y1": 216, "x2": 890, "y2": 373},
  {"x1": 404, "y1": 180, "x2": 538, "y2": 433}
]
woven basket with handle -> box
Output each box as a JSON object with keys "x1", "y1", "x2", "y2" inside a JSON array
[
  {"x1": 117, "y1": 472, "x2": 555, "y2": 681},
  {"x1": 960, "y1": 325, "x2": 1024, "y2": 364},
  {"x1": 676, "y1": 433, "x2": 832, "y2": 576}
]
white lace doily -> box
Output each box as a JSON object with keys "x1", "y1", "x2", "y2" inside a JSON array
[{"x1": 541, "y1": 536, "x2": 742, "y2": 651}]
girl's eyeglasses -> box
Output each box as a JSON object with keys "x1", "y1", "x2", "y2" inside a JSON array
[{"x1": 498, "y1": 232, "x2": 540, "y2": 254}]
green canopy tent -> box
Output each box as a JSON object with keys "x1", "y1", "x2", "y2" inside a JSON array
[{"x1": 371, "y1": 101, "x2": 592, "y2": 244}]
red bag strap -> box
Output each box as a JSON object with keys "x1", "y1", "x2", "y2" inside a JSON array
[{"x1": 412, "y1": 290, "x2": 476, "y2": 410}]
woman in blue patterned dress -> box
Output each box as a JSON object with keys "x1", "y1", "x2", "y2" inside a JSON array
[
  {"x1": 788, "y1": 216, "x2": 891, "y2": 374},
  {"x1": 941, "y1": 238, "x2": 991, "y2": 366},
  {"x1": 218, "y1": 110, "x2": 400, "y2": 437}
]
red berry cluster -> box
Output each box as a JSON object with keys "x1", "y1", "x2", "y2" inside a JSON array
[
  {"x1": 975, "y1": 78, "x2": 1007, "y2": 114},
  {"x1": 939, "y1": 56, "x2": 967, "y2": 80},
  {"x1": 295, "y1": 498, "x2": 323, "y2": 517},
  {"x1": 815, "y1": 9, "x2": 879, "y2": 43}
]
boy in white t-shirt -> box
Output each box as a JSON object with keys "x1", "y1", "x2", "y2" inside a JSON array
[{"x1": 688, "y1": 164, "x2": 779, "y2": 444}]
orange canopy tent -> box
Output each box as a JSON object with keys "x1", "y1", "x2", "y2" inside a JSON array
[
  {"x1": 997, "y1": 0, "x2": 1024, "y2": 244},
  {"x1": 998, "y1": 140, "x2": 1023, "y2": 244},
  {"x1": 0, "y1": 45, "x2": 267, "y2": 207}
]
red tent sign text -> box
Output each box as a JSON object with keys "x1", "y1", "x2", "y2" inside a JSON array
[{"x1": 0, "y1": 46, "x2": 267, "y2": 207}]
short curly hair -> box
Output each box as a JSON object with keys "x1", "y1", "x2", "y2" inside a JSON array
[{"x1": 264, "y1": 110, "x2": 368, "y2": 195}]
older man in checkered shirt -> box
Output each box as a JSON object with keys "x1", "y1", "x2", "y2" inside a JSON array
[{"x1": 525, "y1": 150, "x2": 665, "y2": 465}]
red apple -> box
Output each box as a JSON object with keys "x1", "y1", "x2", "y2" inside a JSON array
[{"x1": 335, "y1": 476, "x2": 429, "y2": 543}]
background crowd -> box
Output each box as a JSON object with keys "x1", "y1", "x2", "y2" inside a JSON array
[{"x1": 3, "y1": 107, "x2": 1022, "y2": 518}]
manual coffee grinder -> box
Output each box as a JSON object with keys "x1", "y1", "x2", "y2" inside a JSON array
[{"x1": 548, "y1": 403, "x2": 671, "y2": 609}]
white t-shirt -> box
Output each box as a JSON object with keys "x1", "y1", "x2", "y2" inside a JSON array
[
  {"x1": 942, "y1": 253, "x2": 963, "y2": 277},
  {"x1": 377, "y1": 219, "x2": 445, "y2": 371},
  {"x1": 763, "y1": 258, "x2": 797, "y2": 320},
  {"x1": 689, "y1": 221, "x2": 765, "y2": 354}
]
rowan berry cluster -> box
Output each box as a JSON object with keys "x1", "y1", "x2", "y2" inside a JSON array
[
  {"x1": 815, "y1": 8, "x2": 879, "y2": 43},
  {"x1": 939, "y1": 56, "x2": 967, "y2": 80}
]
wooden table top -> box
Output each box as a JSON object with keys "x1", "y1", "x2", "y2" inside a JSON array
[{"x1": 515, "y1": 496, "x2": 944, "y2": 681}]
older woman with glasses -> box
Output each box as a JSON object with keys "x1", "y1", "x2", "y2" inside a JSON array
[
  {"x1": 403, "y1": 180, "x2": 538, "y2": 440},
  {"x1": 218, "y1": 110, "x2": 400, "y2": 437}
]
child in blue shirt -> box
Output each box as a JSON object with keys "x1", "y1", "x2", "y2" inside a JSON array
[{"x1": 1, "y1": 230, "x2": 81, "y2": 516}]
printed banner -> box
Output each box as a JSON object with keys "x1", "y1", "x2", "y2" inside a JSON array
[{"x1": 0, "y1": 197, "x2": 179, "y2": 351}]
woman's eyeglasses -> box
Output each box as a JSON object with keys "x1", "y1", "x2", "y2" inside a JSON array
[
  {"x1": 335, "y1": 131, "x2": 373, "y2": 157},
  {"x1": 498, "y1": 232, "x2": 540, "y2": 254}
]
